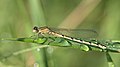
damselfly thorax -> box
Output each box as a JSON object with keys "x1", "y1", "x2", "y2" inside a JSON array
[{"x1": 33, "y1": 26, "x2": 106, "y2": 50}]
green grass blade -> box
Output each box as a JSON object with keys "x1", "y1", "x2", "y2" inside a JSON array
[
  {"x1": 106, "y1": 52, "x2": 115, "y2": 67},
  {"x1": 0, "y1": 45, "x2": 49, "y2": 61},
  {"x1": 28, "y1": 0, "x2": 47, "y2": 66},
  {"x1": 1, "y1": 37, "x2": 46, "y2": 44},
  {"x1": 2, "y1": 37, "x2": 120, "y2": 53}
]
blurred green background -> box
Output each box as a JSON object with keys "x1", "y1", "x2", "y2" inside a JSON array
[{"x1": 0, "y1": 0, "x2": 120, "y2": 67}]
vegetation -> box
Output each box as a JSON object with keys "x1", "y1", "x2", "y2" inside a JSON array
[{"x1": 0, "y1": 0, "x2": 120, "y2": 67}]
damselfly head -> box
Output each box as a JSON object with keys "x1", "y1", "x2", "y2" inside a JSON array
[
  {"x1": 33, "y1": 26, "x2": 51, "y2": 34},
  {"x1": 33, "y1": 26, "x2": 39, "y2": 33}
]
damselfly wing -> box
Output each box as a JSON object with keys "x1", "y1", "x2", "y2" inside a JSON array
[{"x1": 33, "y1": 26, "x2": 98, "y2": 38}]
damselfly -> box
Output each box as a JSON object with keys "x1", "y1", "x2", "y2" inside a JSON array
[{"x1": 33, "y1": 26, "x2": 108, "y2": 51}]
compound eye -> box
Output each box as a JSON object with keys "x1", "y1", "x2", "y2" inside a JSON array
[
  {"x1": 33, "y1": 26, "x2": 38, "y2": 30},
  {"x1": 33, "y1": 26, "x2": 39, "y2": 33}
]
